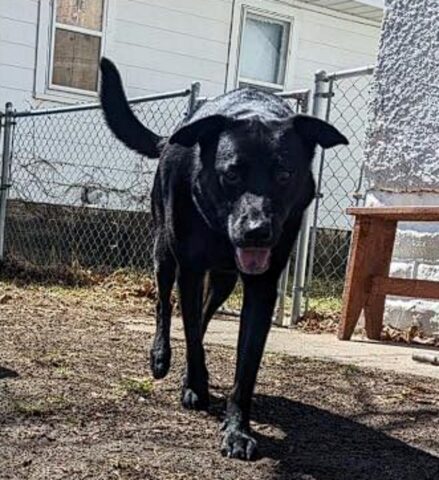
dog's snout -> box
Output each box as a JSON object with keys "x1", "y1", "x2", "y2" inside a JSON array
[{"x1": 243, "y1": 222, "x2": 272, "y2": 243}]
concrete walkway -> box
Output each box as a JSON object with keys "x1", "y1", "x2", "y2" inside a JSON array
[{"x1": 125, "y1": 316, "x2": 439, "y2": 380}]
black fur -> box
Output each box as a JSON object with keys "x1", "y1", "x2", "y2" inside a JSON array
[
  {"x1": 100, "y1": 58, "x2": 164, "y2": 157},
  {"x1": 100, "y1": 58, "x2": 348, "y2": 460}
]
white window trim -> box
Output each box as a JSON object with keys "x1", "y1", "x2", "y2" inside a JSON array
[
  {"x1": 35, "y1": 0, "x2": 109, "y2": 104},
  {"x1": 226, "y1": 0, "x2": 301, "y2": 92},
  {"x1": 238, "y1": 10, "x2": 291, "y2": 90}
]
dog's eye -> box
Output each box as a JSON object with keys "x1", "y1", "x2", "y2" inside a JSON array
[
  {"x1": 276, "y1": 170, "x2": 292, "y2": 184},
  {"x1": 223, "y1": 170, "x2": 241, "y2": 185}
]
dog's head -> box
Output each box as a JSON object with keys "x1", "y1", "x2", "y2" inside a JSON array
[{"x1": 170, "y1": 111, "x2": 348, "y2": 275}]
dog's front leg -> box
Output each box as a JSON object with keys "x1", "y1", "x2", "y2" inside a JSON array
[
  {"x1": 221, "y1": 275, "x2": 277, "y2": 460},
  {"x1": 177, "y1": 270, "x2": 209, "y2": 410}
]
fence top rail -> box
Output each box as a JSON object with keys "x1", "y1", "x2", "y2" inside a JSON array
[
  {"x1": 12, "y1": 88, "x2": 192, "y2": 118},
  {"x1": 196, "y1": 88, "x2": 310, "y2": 108},
  {"x1": 325, "y1": 65, "x2": 375, "y2": 81},
  {"x1": 276, "y1": 89, "x2": 310, "y2": 99}
]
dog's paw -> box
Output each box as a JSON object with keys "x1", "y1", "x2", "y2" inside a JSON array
[
  {"x1": 181, "y1": 386, "x2": 209, "y2": 411},
  {"x1": 221, "y1": 425, "x2": 257, "y2": 461},
  {"x1": 149, "y1": 346, "x2": 171, "y2": 379}
]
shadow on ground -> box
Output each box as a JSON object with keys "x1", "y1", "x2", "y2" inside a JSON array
[
  {"x1": 248, "y1": 394, "x2": 439, "y2": 480},
  {"x1": 0, "y1": 366, "x2": 19, "y2": 379}
]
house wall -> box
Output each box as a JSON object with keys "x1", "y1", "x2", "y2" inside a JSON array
[
  {"x1": 0, "y1": 0, "x2": 39, "y2": 109},
  {"x1": 1, "y1": 0, "x2": 382, "y2": 109},
  {"x1": 0, "y1": 0, "x2": 381, "y2": 213}
]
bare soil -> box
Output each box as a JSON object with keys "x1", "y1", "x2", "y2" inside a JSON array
[{"x1": 1, "y1": 279, "x2": 439, "y2": 480}]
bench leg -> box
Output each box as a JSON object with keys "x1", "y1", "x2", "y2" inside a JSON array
[
  {"x1": 363, "y1": 221, "x2": 397, "y2": 340},
  {"x1": 364, "y1": 296, "x2": 386, "y2": 340},
  {"x1": 338, "y1": 218, "x2": 369, "y2": 340},
  {"x1": 338, "y1": 218, "x2": 396, "y2": 341}
]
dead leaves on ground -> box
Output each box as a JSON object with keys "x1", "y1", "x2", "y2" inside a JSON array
[
  {"x1": 298, "y1": 310, "x2": 439, "y2": 348},
  {"x1": 381, "y1": 325, "x2": 439, "y2": 347}
]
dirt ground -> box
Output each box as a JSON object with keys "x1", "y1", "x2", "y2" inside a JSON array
[{"x1": 1, "y1": 277, "x2": 439, "y2": 480}]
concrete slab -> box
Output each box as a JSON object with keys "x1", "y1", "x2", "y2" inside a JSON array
[{"x1": 124, "y1": 316, "x2": 439, "y2": 380}]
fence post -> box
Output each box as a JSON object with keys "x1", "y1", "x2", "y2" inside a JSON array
[
  {"x1": 303, "y1": 76, "x2": 334, "y2": 314},
  {"x1": 274, "y1": 91, "x2": 311, "y2": 327},
  {"x1": 0, "y1": 102, "x2": 14, "y2": 262},
  {"x1": 187, "y1": 82, "x2": 201, "y2": 116},
  {"x1": 290, "y1": 71, "x2": 328, "y2": 324}
]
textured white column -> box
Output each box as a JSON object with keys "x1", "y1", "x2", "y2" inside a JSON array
[{"x1": 364, "y1": 0, "x2": 439, "y2": 333}]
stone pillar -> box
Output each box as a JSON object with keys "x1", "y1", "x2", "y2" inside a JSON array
[{"x1": 364, "y1": 0, "x2": 439, "y2": 333}]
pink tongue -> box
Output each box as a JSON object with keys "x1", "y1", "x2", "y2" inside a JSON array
[{"x1": 236, "y1": 248, "x2": 271, "y2": 275}]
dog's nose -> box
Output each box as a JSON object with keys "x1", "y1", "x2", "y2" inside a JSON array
[{"x1": 243, "y1": 222, "x2": 272, "y2": 243}]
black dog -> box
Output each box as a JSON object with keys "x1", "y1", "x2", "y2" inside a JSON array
[{"x1": 100, "y1": 58, "x2": 348, "y2": 460}]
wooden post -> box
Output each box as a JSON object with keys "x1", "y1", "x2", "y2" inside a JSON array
[
  {"x1": 363, "y1": 220, "x2": 397, "y2": 339},
  {"x1": 338, "y1": 217, "x2": 396, "y2": 340}
]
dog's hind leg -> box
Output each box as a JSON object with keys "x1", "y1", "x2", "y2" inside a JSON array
[
  {"x1": 202, "y1": 271, "x2": 238, "y2": 338},
  {"x1": 178, "y1": 270, "x2": 210, "y2": 410},
  {"x1": 150, "y1": 242, "x2": 176, "y2": 380}
]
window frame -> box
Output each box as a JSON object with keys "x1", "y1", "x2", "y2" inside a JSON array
[
  {"x1": 237, "y1": 9, "x2": 292, "y2": 92},
  {"x1": 35, "y1": 0, "x2": 109, "y2": 103},
  {"x1": 226, "y1": 0, "x2": 299, "y2": 93}
]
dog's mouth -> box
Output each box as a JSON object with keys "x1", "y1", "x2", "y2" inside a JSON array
[{"x1": 235, "y1": 247, "x2": 271, "y2": 275}]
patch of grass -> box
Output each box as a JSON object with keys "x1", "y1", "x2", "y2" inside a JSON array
[
  {"x1": 34, "y1": 351, "x2": 68, "y2": 369},
  {"x1": 307, "y1": 295, "x2": 342, "y2": 317},
  {"x1": 14, "y1": 395, "x2": 68, "y2": 416},
  {"x1": 308, "y1": 278, "x2": 345, "y2": 300},
  {"x1": 54, "y1": 366, "x2": 73, "y2": 378},
  {"x1": 223, "y1": 277, "x2": 344, "y2": 318},
  {"x1": 120, "y1": 377, "x2": 154, "y2": 398},
  {"x1": 343, "y1": 364, "x2": 361, "y2": 376}
]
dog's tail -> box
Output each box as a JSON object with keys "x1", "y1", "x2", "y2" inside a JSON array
[{"x1": 100, "y1": 57, "x2": 165, "y2": 158}]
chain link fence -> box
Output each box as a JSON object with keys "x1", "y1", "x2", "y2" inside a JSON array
[
  {"x1": 0, "y1": 73, "x2": 373, "y2": 323},
  {"x1": 302, "y1": 66, "x2": 375, "y2": 311},
  {"x1": 0, "y1": 84, "x2": 309, "y2": 321},
  {"x1": 0, "y1": 87, "x2": 193, "y2": 282}
]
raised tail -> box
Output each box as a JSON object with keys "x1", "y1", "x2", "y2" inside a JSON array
[{"x1": 100, "y1": 57, "x2": 165, "y2": 158}]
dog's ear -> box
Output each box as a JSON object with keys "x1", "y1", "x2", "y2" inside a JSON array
[
  {"x1": 169, "y1": 115, "x2": 231, "y2": 147},
  {"x1": 292, "y1": 114, "x2": 348, "y2": 149}
]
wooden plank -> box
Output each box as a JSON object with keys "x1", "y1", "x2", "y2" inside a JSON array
[
  {"x1": 347, "y1": 206, "x2": 439, "y2": 222},
  {"x1": 363, "y1": 220, "x2": 397, "y2": 339},
  {"x1": 372, "y1": 277, "x2": 439, "y2": 300},
  {"x1": 338, "y1": 217, "x2": 368, "y2": 340},
  {"x1": 338, "y1": 217, "x2": 397, "y2": 340}
]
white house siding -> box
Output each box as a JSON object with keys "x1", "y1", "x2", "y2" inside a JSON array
[
  {"x1": 291, "y1": 7, "x2": 380, "y2": 89},
  {"x1": 108, "y1": 0, "x2": 232, "y2": 98},
  {"x1": 0, "y1": 0, "x2": 39, "y2": 109},
  {"x1": 1, "y1": 0, "x2": 382, "y2": 108},
  {"x1": 0, "y1": 0, "x2": 381, "y2": 213}
]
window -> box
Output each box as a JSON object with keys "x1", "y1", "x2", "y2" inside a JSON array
[
  {"x1": 35, "y1": 0, "x2": 107, "y2": 101},
  {"x1": 237, "y1": 11, "x2": 291, "y2": 91},
  {"x1": 51, "y1": 0, "x2": 104, "y2": 93}
]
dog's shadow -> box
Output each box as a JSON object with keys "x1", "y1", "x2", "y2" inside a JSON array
[
  {"x1": 0, "y1": 366, "x2": 19, "y2": 380},
  {"x1": 211, "y1": 393, "x2": 439, "y2": 480}
]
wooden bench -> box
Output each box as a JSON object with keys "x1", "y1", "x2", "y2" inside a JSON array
[{"x1": 338, "y1": 206, "x2": 439, "y2": 341}]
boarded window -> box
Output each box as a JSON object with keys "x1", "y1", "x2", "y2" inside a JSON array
[
  {"x1": 51, "y1": 0, "x2": 104, "y2": 93},
  {"x1": 56, "y1": 0, "x2": 104, "y2": 30}
]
